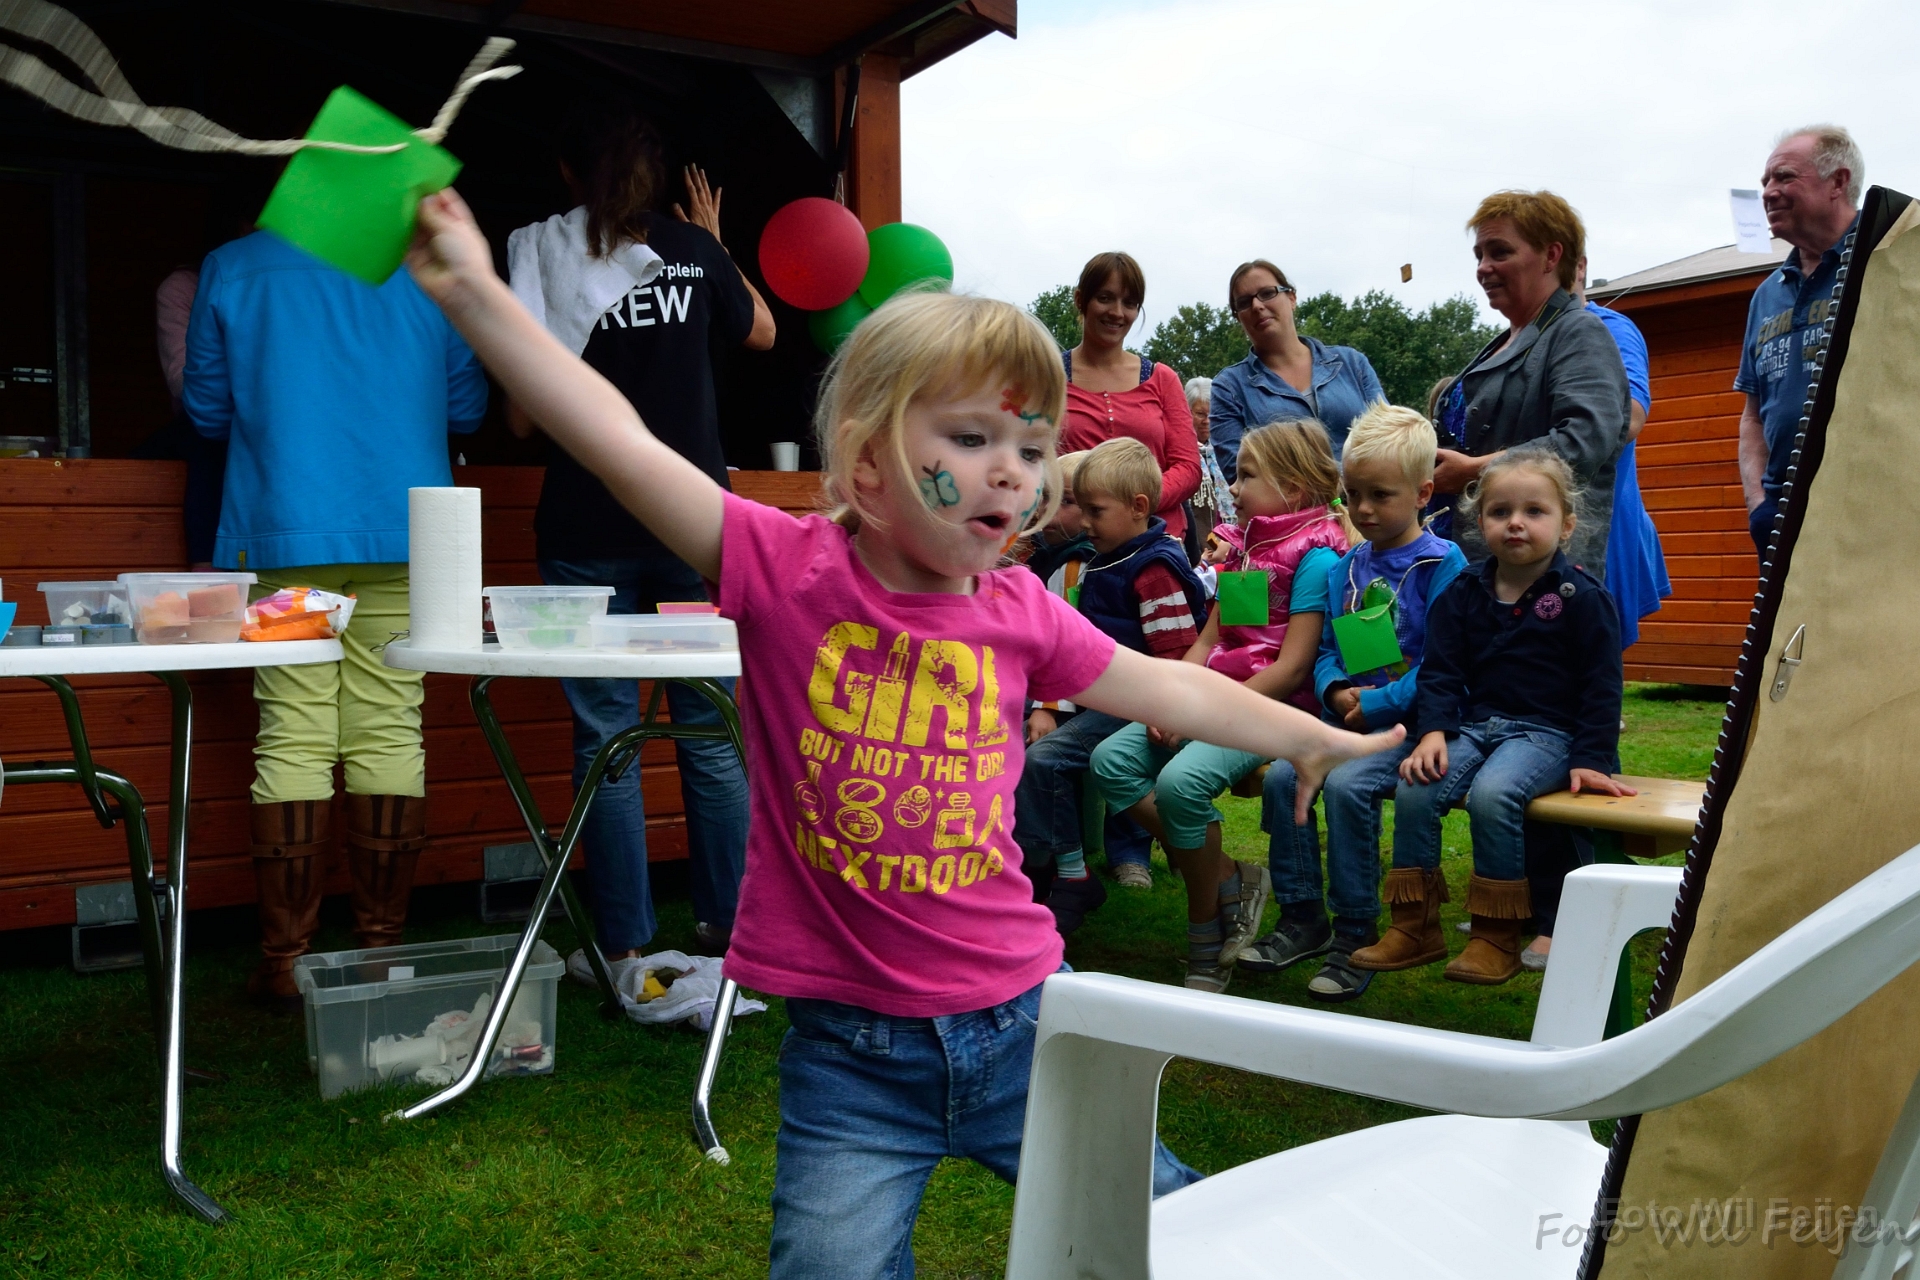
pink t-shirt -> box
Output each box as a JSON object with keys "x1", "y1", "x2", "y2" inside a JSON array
[{"x1": 716, "y1": 494, "x2": 1118, "y2": 1016}]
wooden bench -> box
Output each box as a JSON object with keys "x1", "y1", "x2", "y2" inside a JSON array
[{"x1": 1227, "y1": 766, "x2": 1703, "y2": 857}]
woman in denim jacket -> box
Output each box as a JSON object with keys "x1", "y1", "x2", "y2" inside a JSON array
[{"x1": 1208, "y1": 259, "x2": 1386, "y2": 480}]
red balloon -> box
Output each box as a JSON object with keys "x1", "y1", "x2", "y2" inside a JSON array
[{"x1": 758, "y1": 197, "x2": 870, "y2": 311}]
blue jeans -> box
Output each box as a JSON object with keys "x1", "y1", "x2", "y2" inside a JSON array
[
  {"x1": 540, "y1": 556, "x2": 749, "y2": 953},
  {"x1": 770, "y1": 974, "x2": 1204, "y2": 1280},
  {"x1": 1266, "y1": 742, "x2": 1415, "y2": 924},
  {"x1": 1392, "y1": 718, "x2": 1572, "y2": 881},
  {"x1": 1014, "y1": 709, "x2": 1152, "y2": 871}
]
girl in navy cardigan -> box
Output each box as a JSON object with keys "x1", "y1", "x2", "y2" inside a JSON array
[{"x1": 1360, "y1": 448, "x2": 1633, "y2": 985}]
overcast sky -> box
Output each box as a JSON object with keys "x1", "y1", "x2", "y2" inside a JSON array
[{"x1": 901, "y1": 0, "x2": 1920, "y2": 331}]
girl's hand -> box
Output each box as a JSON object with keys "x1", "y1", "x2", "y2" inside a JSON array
[
  {"x1": 672, "y1": 166, "x2": 724, "y2": 244},
  {"x1": 1398, "y1": 731, "x2": 1450, "y2": 785},
  {"x1": 408, "y1": 189, "x2": 497, "y2": 310},
  {"x1": 1569, "y1": 768, "x2": 1637, "y2": 797},
  {"x1": 1147, "y1": 724, "x2": 1187, "y2": 751},
  {"x1": 1025, "y1": 709, "x2": 1058, "y2": 744}
]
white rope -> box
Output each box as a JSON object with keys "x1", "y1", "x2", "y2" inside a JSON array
[{"x1": 0, "y1": 0, "x2": 519, "y2": 155}]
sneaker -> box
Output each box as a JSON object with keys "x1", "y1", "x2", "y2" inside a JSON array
[
  {"x1": 1521, "y1": 939, "x2": 1550, "y2": 972},
  {"x1": 1111, "y1": 861, "x2": 1154, "y2": 890},
  {"x1": 1184, "y1": 962, "x2": 1233, "y2": 994},
  {"x1": 1236, "y1": 914, "x2": 1333, "y2": 974},
  {"x1": 1457, "y1": 919, "x2": 1473, "y2": 934},
  {"x1": 1047, "y1": 873, "x2": 1109, "y2": 935},
  {"x1": 1219, "y1": 861, "x2": 1271, "y2": 965},
  {"x1": 1306, "y1": 944, "x2": 1376, "y2": 1003}
]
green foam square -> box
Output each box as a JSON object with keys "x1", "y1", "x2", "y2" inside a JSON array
[{"x1": 256, "y1": 86, "x2": 461, "y2": 285}]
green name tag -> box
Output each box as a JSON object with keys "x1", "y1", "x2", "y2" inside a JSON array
[
  {"x1": 1215, "y1": 569, "x2": 1270, "y2": 627},
  {"x1": 1066, "y1": 583, "x2": 1081, "y2": 607},
  {"x1": 1330, "y1": 578, "x2": 1407, "y2": 676},
  {"x1": 256, "y1": 86, "x2": 463, "y2": 285}
]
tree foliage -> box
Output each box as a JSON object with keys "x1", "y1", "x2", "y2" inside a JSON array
[
  {"x1": 1294, "y1": 291, "x2": 1497, "y2": 410},
  {"x1": 1143, "y1": 303, "x2": 1249, "y2": 384},
  {"x1": 1028, "y1": 284, "x2": 1081, "y2": 351}
]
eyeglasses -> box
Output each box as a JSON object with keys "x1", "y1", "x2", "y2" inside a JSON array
[{"x1": 1230, "y1": 284, "x2": 1293, "y2": 314}]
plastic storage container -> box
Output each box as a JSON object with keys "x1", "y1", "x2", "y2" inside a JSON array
[
  {"x1": 590, "y1": 613, "x2": 738, "y2": 653},
  {"x1": 38, "y1": 580, "x2": 131, "y2": 628},
  {"x1": 484, "y1": 585, "x2": 612, "y2": 650},
  {"x1": 293, "y1": 935, "x2": 561, "y2": 1100},
  {"x1": 118, "y1": 572, "x2": 256, "y2": 644}
]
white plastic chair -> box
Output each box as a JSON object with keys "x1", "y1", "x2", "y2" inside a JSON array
[{"x1": 1006, "y1": 849, "x2": 1920, "y2": 1279}]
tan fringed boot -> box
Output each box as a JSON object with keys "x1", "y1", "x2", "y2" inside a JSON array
[
  {"x1": 345, "y1": 794, "x2": 427, "y2": 950},
  {"x1": 248, "y1": 799, "x2": 332, "y2": 1010},
  {"x1": 1444, "y1": 874, "x2": 1532, "y2": 985},
  {"x1": 1350, "y1": 866, "x2": 1451, "y2": 971}
]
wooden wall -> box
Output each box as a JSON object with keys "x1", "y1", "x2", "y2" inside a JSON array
[
  {"x1": 0, "y1": 462, "x2": 821, "y2": 932},
  {"x1": 1610, "y1": 274, "x2": 1766, "y2": 687}
]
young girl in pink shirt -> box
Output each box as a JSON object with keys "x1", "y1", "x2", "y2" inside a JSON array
[{"x1": 405, "y1": 192, "x2": 1400, "y2": 1279}]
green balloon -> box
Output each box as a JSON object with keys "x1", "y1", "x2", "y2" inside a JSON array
[
  {"x1": 857, "y1": 223, "x2": 954, "y2": 308},
  {"x1": 809, "y1": 292, "x2": 874, "y2": 354}
]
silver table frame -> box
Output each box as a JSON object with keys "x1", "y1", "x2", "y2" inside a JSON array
[{"x1": 381, "y1": 641, "x2": 747, "y2": 1161}]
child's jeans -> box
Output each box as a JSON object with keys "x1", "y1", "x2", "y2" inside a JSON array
[
  {"x1": 770, "y1": 973, "x2": 1203, "y2": 1280},
  {"x1": 1014, "y1": 709, "x2": 1153, "y2": 872},
  {"x1": 1090, "y1": 722, "x2": 1265, "y2": 850},
  {"x1": 1392, "y1": 718, "x2": 1573, "y2": 881},
  {"x1": 1265, "y1": 742, "x2": 1415, "y2": 924}
]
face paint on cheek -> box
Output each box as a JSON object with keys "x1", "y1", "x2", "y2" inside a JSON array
[{"x1": 918, "y1": 463, "x2": 961, "y2": 510}]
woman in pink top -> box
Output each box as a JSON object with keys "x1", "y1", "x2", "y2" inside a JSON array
[{"x1": 1060, "y1": 252, "x2": 1201, "y2": 537}]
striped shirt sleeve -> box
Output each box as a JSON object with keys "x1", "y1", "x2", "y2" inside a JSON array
[{"x1": 1133, "y1": 563, "x2": 1199, "y2": 658}]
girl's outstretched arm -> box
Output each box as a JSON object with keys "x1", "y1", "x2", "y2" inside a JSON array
[
  {"x1": 1073, "y1": 645, "x2": 1405, "y2": 825},
  {"x1": 407, "y1": 190, "x2": 724, "y2": 579}
]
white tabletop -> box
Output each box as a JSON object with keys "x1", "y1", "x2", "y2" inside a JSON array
[
  {"x1": 383, "y1": 638, "x2": 741, "y2": 680},
  {"x1": 0, "y1": 638, "x2": 344, "y2": 678}
]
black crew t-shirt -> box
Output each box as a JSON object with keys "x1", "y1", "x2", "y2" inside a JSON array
[{"x1": 534, "y1": 213, "x2": 754, "y2": 560}]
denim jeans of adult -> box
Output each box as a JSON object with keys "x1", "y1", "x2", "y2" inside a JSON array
[
  {"x1": 1268, "y1": 741, "x2": 1415, "y2": 924},
  {"x1": 1391, "y1": 718, "x2": 1573, "y2": 881},
  {"x1": 1014, "y1": 709, "x2": 1152, "y2": 873},
  {"x1": 540, "y1": 556, "x2": 749, "y2": 954},
  {"x1": 769, "y1": 972, "x2": 1203, "y2": 1280},
  {"x1": 1749, "y1": 494, "x2": 1781, "y2": 556}
]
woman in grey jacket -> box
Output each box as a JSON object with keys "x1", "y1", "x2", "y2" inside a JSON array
[{"x1": 1433, "y1": 191, "x2": 1629, "y2": 576}]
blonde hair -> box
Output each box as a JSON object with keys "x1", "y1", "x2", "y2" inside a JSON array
[
  {"x1": 813, "y1": 291, "x2": 1067, "y2": 534},
  {"x1": 1238, "y1": 419, "x2": 1359, "y2": 544},
  {"x1": 1343, "y1": 404, "x2": 1438, "y2": 486},
  {"x1": 1460, "y1": 447, "x2": 1581, "y2": 542},
  {"x1": 1074, "y1": 437, "x2": 1162, "y2": 511}
]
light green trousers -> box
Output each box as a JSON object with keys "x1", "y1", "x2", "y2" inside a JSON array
[{"x1": 250, "y1": 564, "x2": 424, "y2": 804}]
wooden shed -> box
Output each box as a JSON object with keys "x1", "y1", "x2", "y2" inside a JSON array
[
  {"x1": 1592, "y1": 240, "x2": 1790, "y2": 688},
  {"x1": 0, "y1": 1, "x2": 1015, "y2": 932}
]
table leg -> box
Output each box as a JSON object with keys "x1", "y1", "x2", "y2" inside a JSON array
[
  {"x1": 388, "y1": 680, "x2": 651, "y2": 1122},
  {"x1": 673, "y1": 677, "x2": 747, "y2": 1164}
]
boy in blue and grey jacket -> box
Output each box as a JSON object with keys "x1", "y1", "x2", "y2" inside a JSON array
[{"x1": 1239, "y1": 406, "x2": 1465, "y2": 1000}]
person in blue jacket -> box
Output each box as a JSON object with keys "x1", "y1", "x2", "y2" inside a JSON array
[
  {"x1": 1577, "y1": 260, "x2": 1669, "y2": 648},
  {"x1": 185, "y1": 227, "x2": 487, "y2": 1008},
  {"x1": 1238, "y1": 405, "x2": 1465, "y2": 1000},
  {"x1": 1207, "y1": 259, "x2": 1385, "y2": 480}
]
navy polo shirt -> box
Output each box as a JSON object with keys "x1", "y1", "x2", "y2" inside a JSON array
[{"x1": 1735, "y1": 215, "x2": 1857, "y2": 499}]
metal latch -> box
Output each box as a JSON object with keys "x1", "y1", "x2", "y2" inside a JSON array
[{"x1": 1770, "y1": 624, "x2": 1806, "y2": 702}]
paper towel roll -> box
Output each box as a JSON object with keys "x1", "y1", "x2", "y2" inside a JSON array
[{"x1": 409, "y1": 487, "x2": 483, "y2": 650}]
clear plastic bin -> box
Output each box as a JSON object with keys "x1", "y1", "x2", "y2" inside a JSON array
[
  {"x1": 38, "y1": 580, "x2": 132, "y2": 628},
  {"x1": 293, "y1": 935, "x2": 561, "y2": 1100},
  {"x1": 118, "y1": 572, "x2": 255, "y2": 644},
  {"x1": 590, "y1": 613, "x2": 738, "y2": 653},
  {"x1": 484, "y1": 585, "x2": 612, "y2": 650}
]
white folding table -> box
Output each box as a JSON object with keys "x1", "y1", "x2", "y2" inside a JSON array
[
  {"x1": 0, "y1": 638, "x2": 344, "y2": 1223},
  {"x1": 380, "y1": 639, "x2": 748, "y2": 1159}
]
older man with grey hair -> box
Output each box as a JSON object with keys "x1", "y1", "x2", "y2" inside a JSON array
[{"x1": 1736, "y1": 124, "x2": 1863, "y2": 554}]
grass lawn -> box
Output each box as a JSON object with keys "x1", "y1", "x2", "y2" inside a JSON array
[{"x1": 0, "y1": 684, "x2": 1725, "y2": 1279}]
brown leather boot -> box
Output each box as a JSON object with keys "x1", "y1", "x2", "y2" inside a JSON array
[
  {"x1": 1444, "y1": 875, "x2": 1532, "y2": 985},
  {"x1": 248, "y1": 799, "x2": 331, "y2": 1011},
  {"x1": 345, "y1": 794, "x2": 427, "y2": 950},
  {"x1": 1350, "y1": 866, "x2": 1450, "y2": 971}
]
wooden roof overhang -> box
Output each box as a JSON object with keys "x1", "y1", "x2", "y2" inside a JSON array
[{"x1": 310, "y1": 0, "x2": 1015, "y2": 77}]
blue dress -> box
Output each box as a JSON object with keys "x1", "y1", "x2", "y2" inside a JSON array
[{"x1": 1587, "y1": 303, "x2": 1670, "y2": 648}]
